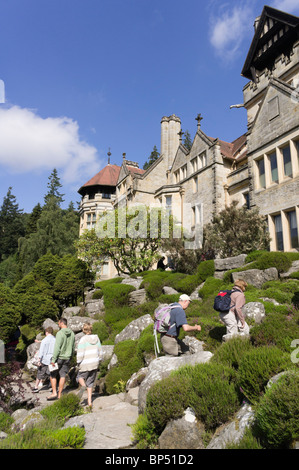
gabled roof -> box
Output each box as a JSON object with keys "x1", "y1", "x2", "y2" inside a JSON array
[
  {"x1": 208, "y1": 134, "x2": 247, "y2": 161},
  {"x1": 78, "y1": 164, "x2": 121, "y2": 194},
  {"x1": 241, "y1": 6, "x2": 299, "y2": 81}
]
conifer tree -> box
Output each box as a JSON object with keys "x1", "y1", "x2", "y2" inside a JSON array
[{"x1": 0, "y1": 187, "x2": 25, "y2": 261}]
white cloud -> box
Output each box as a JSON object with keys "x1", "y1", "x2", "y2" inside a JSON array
[
  {"x1": 0, "y1": 105, "x2": 100, "y2": 184},
  {"x1": 271, "y1": 0, "x2": 299, "y2": 14},
  {"x1": 209, "y1": 3, "x2": 253, "y2": 61}
]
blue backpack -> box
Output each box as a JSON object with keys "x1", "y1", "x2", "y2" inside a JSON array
[{"x1": 213, "y1": 288, "x2": 237, "y2": 313}]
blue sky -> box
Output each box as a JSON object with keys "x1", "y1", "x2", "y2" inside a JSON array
[{"x1": 0, "y1": 0, "x2": 299, "y2": 213}]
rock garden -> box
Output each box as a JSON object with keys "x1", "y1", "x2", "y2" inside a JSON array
[{"x1": 0, "y1": 250, "x2": 299, "y2": 449}]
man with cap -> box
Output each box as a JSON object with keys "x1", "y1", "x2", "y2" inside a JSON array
[{"x1": 160, "y1": 294, "x2": 201, "y2": 356}]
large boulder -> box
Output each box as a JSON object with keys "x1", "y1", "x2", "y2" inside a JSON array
[
  {"x1": 242, "y1": 301, "x2": 265, "y2": 324},
  {"x1": 138, "y1": 351, "x2": 213, "y2": 414},
  {"x1": 214, "y1": 254, "x2": 247, "y2": 272},
  {"x1": 128, "y1": 288, "x2": 147, "y2": 307},
  {"x1": 84, "y1": 299, "x2": 105, "y2": 317},
  {"x1": 114, "y1": 314, "x2": 153, "y2": 344},
  {"x1": 280, "y1": 260, "x2": 299, "y2": 278},
  {"x1": 67, "y1": 316, "x2": 97, "y2": 333},
  {"x1": 121, "y1": 277, "x2": 143, "y2": 289},
  {"x1": 42, "y1": 318, "x2": 59, "y2": 332},
  {"x1": 232, "y1": 267, "x2": 278, "y2": 288},
  {"x1": 158, "y1": 407, "x2": 205, "y2": 449},
  {"x1": 207, "y1": 402, "x2": 254, "y2": 449}
]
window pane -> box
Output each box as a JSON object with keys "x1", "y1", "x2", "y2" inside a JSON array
[
  {"x1": 269, "y1": 151, "x2": 278, "y2": 183},
  {"x1": 288, "y1": 210, "x2": 299, "y2": 248},
  {"x1": 258, "y1": 159, "x2": 265, "y2": 188},
  {"x1": 283, "y1": 145, "x2": 292, "y2": 177},
  {"x1": 274, "y1": 214, "x2": 284, "y2": 251}
]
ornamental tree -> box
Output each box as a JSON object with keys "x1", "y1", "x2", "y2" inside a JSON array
[
  {"x1": 203, "y1": 201, "x2": 270, "y2": 258},
  {"x1": 76, "y1": 206, "x2": 176, "y2": 275}
]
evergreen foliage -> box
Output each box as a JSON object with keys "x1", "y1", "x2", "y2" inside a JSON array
[{"x1": 203, "y1": 201, "x2": 270, "y2": 257}]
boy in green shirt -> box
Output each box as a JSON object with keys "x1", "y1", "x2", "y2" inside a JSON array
[{"x1": 47, "y1": 318, "x2": 75, "y2": 400}]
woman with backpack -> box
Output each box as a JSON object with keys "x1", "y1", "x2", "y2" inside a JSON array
[{"x1": 220, "y1": 279, "x2": 250, "y2": 337}]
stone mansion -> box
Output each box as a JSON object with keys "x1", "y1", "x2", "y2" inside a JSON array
[{"x1": 78, "y1": 6, "x2": 299, "y2": 278}]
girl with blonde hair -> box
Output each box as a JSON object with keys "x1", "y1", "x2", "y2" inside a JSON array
[{"x1": 76, "y1": 323, "x2": 102, "y2": 408}]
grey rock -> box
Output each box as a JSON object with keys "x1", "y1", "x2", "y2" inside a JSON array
[
  {"x1": 114, "y1": 314, "x2": 153, "y2": 344},
  {"x1": 128, "y1": 288, "x2": 147, "y2": 306},
  {"x1": 62, "y1": 306, "x2": 82, "y2": 319},
  {"x1": 214, "y1": 254, "x2": 247, "y2": 271},
  {"x1": 242, "y1": 301, "x2": 265, "y2": 324},
  {"x1": 207, "y1": 403, "x2": 254, "y2": 449},
  {"x1": 232, "y1": 267, "x2": 278, "y2": 288},
  {"x1": 280, "y1": 260, "x2": 299, "y2": 278},
  {"x1": 138, "y1": 351, "x2": 213, "y2": 414},
  {"x1": 158, "y1": 407, "x2": 205, "y2": 449},
  {"x1": 67, "y1": 316, "x2": 97, "y2": 333}
]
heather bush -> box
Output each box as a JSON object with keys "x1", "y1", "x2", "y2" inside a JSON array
[
  {"x1": 197, "y1": 260, "x2": 215, "y2": 282},
  {"x1": 237, "y1": 346, "x2": 291, "y2": 403},
  {"x1": 197, "y1": 277, "x2": 223, "y2": 300},
  {"x1": 0, "y1": 424, "x2": 85, "y2": 449},
  {"x1": 0, "y1": 411, "x2": 14, "y2": 433},
  {"x1": 131, "y1": 413, "x2": 159, "y2": 449},
  {"x1": 210, "y1": 336, "x2": 253, "y2": 369},
  {"x1": 174, "y1": 363, "x2": 239, "y2": 430},
  {"x1": 250, "y1": 308, "x2": 299, "y2": 353},
  {"x1": 91, "y1": 320, "x2": 110, "y2": 343},
  {"x1": 105, "y1": 339, "x2": 144, "y2": 395},
  {"x1": 40, "y1": 393, "x2": 84, "y2": 425},
  {"x1": 254, "y1": 372, "x2": 299, "y2": 448},
  {"x1": 146, "y1": 375, "x2": 192, "y2": 433}
]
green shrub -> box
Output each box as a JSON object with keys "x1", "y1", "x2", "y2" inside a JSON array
[
  {"x1": 46, "y1": 426, "x2": 86, "y2": 449},
  {"x1": 92, "y1": 290, "x2": 103, "y2": 299},
  {"x1": 94, "y1": 277, "x2": 122, "y2": 289},
  {"x1": 226, "y1": 427, "x2": 263, "y2": 449},
  {"x1": 146, "y1": 375, "x2": 192, "y2": 433},
  {"x1": 171, "y1": 274, "x2": 199, "y2": 295},
  {"x1": 0, "y1": 425, "x2": 86, "y2": 449},
  {"x1": 250, "y1": 310, "x2": 299, "y2": 353},
  {"x1": 92, "y1": 320, "x2": 110, "y2": 343},
  {"x1": 290, "y1": 271, "x2": 299, "y2": 280},
  {"x1": 251, "y1": 252, "x2": 292, "y2": 273},
  {"x1": 197, "y1": 260, "x2": 215, "y2": 282},
  {"x1": 0, "y1": 412, "x2": 14, "y2": 433},
  {"x1": 245, "y1": 250, "x2": 269, "y2": 263},
  {"x1": 237, "y1": 346, "x2": 291, "y2": 403},
  {"x1": 101, "y1": 283, "x2": 136, "y2": 309},
  {"x1": 175, "y1": 363, "x2": 239, "y2": 430},
  {"x1": 131, "y1": 413, "x2": 159, "y2": 449},
  {"x1": 197, "y1": 277, "x2": 223, "y2": 300},
  {"x1": 140, "y1": 271, "x2": 170, "y2": 300},
  {"x1": 254, "y1": 372, "x2": 299, "y2": 448},
  {"x1": 40, "y1": 393, "x2": 84, "y2": 425},
  {"x1": 137, "y1": 325, "x2": 155, "y2": 356},
  {"x1": 210, "y1": 337, "x2": 253, "y2": 369},
  {"x1": 105, "y1": 340, "x2": 144, "y2": 394}
]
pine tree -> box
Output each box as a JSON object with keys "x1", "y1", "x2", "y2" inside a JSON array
[
  {"x1": 0, "y1": 187, "x2": 25, "y2": 261},
  {"x1": 143, "y1": 146, "x2": 160, "y2": 170},
  {"x1": 44, "y1": 169, "x2": 65, "y2": 207},
  {"x1": 183, "y1": 130, "x2": 192, "y2": 151}
]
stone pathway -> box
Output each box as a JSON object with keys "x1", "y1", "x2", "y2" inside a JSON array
[{"x1": 14, "y1": 381, "x2": 139, "y2": 449}]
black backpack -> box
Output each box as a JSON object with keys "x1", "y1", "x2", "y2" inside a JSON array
[{"x1": 213, "y1": 288, "x2": 238, "y2": 313}]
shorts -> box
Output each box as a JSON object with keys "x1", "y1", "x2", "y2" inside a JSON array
[
  {"x1": 161, "y1": 334, "x2": 181, "y2": 356},
  {"x1": 37, "y1": 363, "x2": 50, "y2": 380},
  {"x1": 50, "y1": 358, "x2": 71, "y2": 378},
  {"x1": 76, "y1": 369, "x2": 97, "y2": 388}
]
